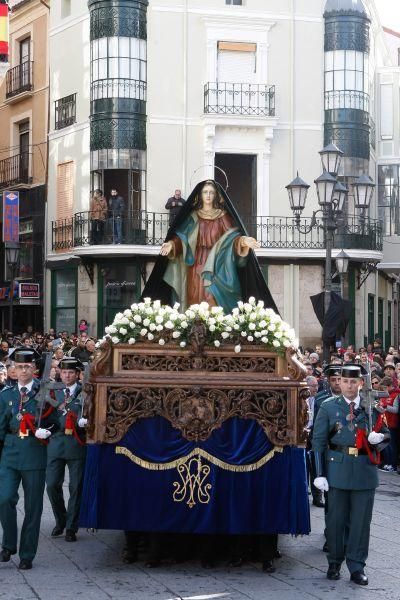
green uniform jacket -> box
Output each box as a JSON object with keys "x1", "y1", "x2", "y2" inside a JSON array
[
  {"x1": 312, "y1": 395, "x2": 389, "y2": 491},
  {"x1": 47, "y1": 384, "x2": 86, "y2": 461},
  {"x1": 0, "y1": 381, "x2": 59, "y2": 470}
]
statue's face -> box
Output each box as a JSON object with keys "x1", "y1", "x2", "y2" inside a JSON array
[{"x1": 201, "y1": 184, "x2": 216, "y2": 208}]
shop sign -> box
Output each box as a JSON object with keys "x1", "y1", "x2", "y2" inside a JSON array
[
  {"x1": 19, "y1": 282, "x2": 40, "y2": 299},
  {"x1": 2, "y1": 191, "x2": 19, "y2": 242}
]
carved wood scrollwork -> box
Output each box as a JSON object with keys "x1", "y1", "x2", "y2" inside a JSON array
[
  {"x1": 286, "y1": 346, "x2": 308, "y2": 382},
  {"x1": 91, "y1": 338, "x2": 113, "y2": 378},
  {"x1": 104, "y1": 386, "x2": 292, "y2": 446},
  {"x1": 297, "y1": 387, "x2": 310, "y2": 446},
  {"x1": 121, "y1": 354, "x2": 276, "y2": 373}
]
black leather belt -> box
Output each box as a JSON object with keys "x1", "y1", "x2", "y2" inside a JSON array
[{"x1": 329, "y1": 444, "x2": 365, "y2": 456}]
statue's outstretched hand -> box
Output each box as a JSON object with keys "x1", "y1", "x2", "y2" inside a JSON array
[
  {"x1": 160, "y1": 241, "x2": 173, "y2": 256},
  {"x1": 240, "y1": 236, "x2": 260, "y2": 250}
]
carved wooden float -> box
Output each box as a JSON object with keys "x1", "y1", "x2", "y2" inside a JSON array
[{"x1": 86, "y1": 339, "x2": 309, "y2": 447}]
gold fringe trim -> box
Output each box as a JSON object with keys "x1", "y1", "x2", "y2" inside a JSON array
[{"x1": 115, "y1": 445, "x2": 283, "y2": 472}]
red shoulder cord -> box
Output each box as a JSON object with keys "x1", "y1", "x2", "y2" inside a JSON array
[
  {"x1": 355, "y1": 413, "x2": 385, "y2": 465},
  {"x1": 19, "y1": 405, "x2": 54, "y2": 445},
  {"x1": 64, "y1": 411, "x2": 85, "y2": 447}
]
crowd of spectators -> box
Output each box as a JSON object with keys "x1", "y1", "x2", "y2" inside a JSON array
[
  {"x1": 301, "y1": 338, "x2": 400, "y2": 475},
  {"x1": 0, "y1": 320, "x2": 97, "y2": 387}
]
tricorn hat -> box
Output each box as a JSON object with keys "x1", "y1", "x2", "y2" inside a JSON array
[
  {"x1": 323, "y1": 364, "x2": 342, "y2": 377},
  {"x1": 341, "y1": 364, "x2": 367, "y2": 378},
  {"x1": 58, "y1": 358, "x2": 83, "y2": 371},
  {"x1": 13, "y1": 350, "x2": 36, "y2": 364}
]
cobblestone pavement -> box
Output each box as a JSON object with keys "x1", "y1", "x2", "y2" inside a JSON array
[{"x1": 0, "y1": 472, "x2": 399, "y2": 600}]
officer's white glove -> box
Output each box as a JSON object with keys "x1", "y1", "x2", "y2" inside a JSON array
[
  {"x1": 78, "y1": 418, "x2": 88, "y2": 428},
  {"x1": 368, "y1": 432, "x2": 384, "y2": 445},
  {"x1": 35, "y1": 428, "x2": 51, "y2": 440},
  {"x1": 314, "y1": 477, "x2": 329, "y2": 492}
]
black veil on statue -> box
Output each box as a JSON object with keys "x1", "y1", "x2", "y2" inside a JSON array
[{"x1": 141, "y1": 180, "x2": 279, "y2": 314}]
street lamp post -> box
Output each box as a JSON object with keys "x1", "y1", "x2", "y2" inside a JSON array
[
  {"x1": 286, "y1": 144, "x2": 375, "y2": 364},
  {"x1": 5, "y1": 241, "x2": 20, "y2": 333}
]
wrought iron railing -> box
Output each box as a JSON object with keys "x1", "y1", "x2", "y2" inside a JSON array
[
  {"x1": 0, "y1": 153, "x2": 31, "y2": 188},
  {"x1": 324, "y1": 90, "x2": 369, "y2": 112},
  {"x1": 6, "y1": 61, "x2": 34, "y2": 98},
  {"x1": 91, "y1": 78, "x2": 147, "y2": 101},
  {"x1": 204, "y1": 82, "x2": 275, "y2": 116},
  {"x1": 51, "y1": 212, "x2": 382, "y2": 252},
  {"x1": 55, "y1": 93, "x2": 77, "y2": 130}
]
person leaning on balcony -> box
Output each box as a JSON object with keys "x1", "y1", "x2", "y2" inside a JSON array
[{"x1": 89, "y1": 189, "x2": 108, "y2": 245}]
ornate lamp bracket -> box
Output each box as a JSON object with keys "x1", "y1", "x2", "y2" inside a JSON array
[{"x1": 357, "y1": 261, "x2": 379, "y2": 290}]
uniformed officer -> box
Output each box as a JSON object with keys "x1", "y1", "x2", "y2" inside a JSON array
[
  {"x1": 46, "y1": 358, "x2": 87, "y2": 542},
  {"x1": 312, "y1": 365, "x2": 389, "y2": 586},
  {"x1": 0, "y1": 350, "x2": 58, "y2": 570}
]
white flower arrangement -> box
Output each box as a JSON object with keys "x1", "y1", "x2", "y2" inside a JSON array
[{"x1": 101, "y1": 297, "x2": 298, "y2": 355}]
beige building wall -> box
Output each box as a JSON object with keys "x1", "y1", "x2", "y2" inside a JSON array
[{"x1": 0, "y1": 0, "x2": 49, "y2": 187}]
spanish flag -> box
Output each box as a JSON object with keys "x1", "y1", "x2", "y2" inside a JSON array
[{"x1": 0, "y1": 1, "x2": 9, "y2": 60}]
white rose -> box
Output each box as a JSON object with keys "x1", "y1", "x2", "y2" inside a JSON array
[
  {"x1": 248, "y1": 323, "x2": 256, "y2": 330},
  {"x1": 128, "y1": 338, "x2": 136, "y2": 344},
  {"x1": 180, "y1": 341, "x2": 186, "y2": 348},
  {"x1": 237, "y1": 301, "x2": 244, "y2": 309},
  {"x1": 159, "y1": 339, "x2": 165, "y2": 346},
  {"x1": 145, "y1": 307, "x2": 153, "y2": 315},
  {"x1": 156, "y1": 324, "x2": 163, "y2": 332},
  {"x1": 149, "y1": 323, "x2": 156, "y2": 331},
  {"x1": 234, "y1": 345, "x2": 241, "y2": 353},
  {"x1": 232, "y1": 308, "x2": 239, "y2": 316},
  {"x1": 273, "y1": 339, "x2": 280, "y2": 347},
  {"x1": 181, "y1": 321, "x2": 188, "y2": 329},
  {"x1": 143, "y1": 318, "x2": 150, "y2": 327},
  {"x1": 115, "y1": 312, "x2": 123, "y2": 320},
  {"x1": 248, "y1": 296, "x2": 256, "y2": 304},
  {"x1": 221, "y1": 332, "x2": 230, "y2": 339},
  {"x1": 140, "y1": 328, "x2": 147, "y2": 336},
  {"x1": 186, "y1": 310, "x2": 195, "y2": 319},
  {"x1": 244, "y1": 303, "x2": 252, "y2": 313},
  {"x1": 153, "y1": 300, "x2": 161, "y2": 309},
  {"x1": 173, "y1": 302, "x2": 180, "y2": 310},
  {"x1": 121, "y1": 317, "x2": 129, "y2": 325},
  {"x1": 119, "y1": 327, "x2": 127, "y2": 335},
  {"x1": 238, "y1": 316, "x2": 245, "y2": 323},
  {"x1": 147, "y1": 333, "x2": 154, "y2": 341},
  {"x1": 261, "y1": 337, "x2": 268, "y2": 343},
  {"x1": 172, "y1": 331, "x2": 181, "y2": 338},
  {"x1": 133, "y1": 315, "x2": 142, "y2": 323},
  {"x1": 144, "y1": 297, "x2": 151, "y2": 305},
  {"x1": 268, "y1": 324, "x2": 276, "y2": 332},
  {"x1": 129, "y1": 322, "x2": 135, "y2": 329},
  {"x1": 155, "y1": 315, "x2": 164, "y2": 324},
  {"x1": 209, "y1": 324, "x2": 216, "y2": 332},
  {"x1": 259, "y1": 320, "x2": 267, "y2": 329},
  {"x1": 208, "y1": 318, "x2": 216, "y2": 326},
  {"x1": 233, "y1": 324, "x2": 240, "y2": 330},
  {"x1": 165, "y1": 321, "x2": 174, "y2": 329},
  {"x1": 112, "y1": 336, "x2": 120, "y2": 344},
  {"x1": 104, "y1": 326, "x2": 111, "y2": 334},
  {"x1": 257, "y1": 300, "x2": 264, "y2": 308},
  {"x1": 225, "y1": 326, "x2": 232, "y2": 332},
  {"x1": 109, "y1": 326, "x2": 117, "y2": 334},
  {"x1": 214, "y1": 340, "x2": 221, "y2": 347},
  {"x1": 254, "y1": 332, "x2": 261, "y2": 338},
  {"x1": 275, "y1": 331, "x2": 282, "y2": 339},
  {"x1": 247, "y1": 336, "x2": 254, "y2": 342},
  {"x1": 130, "y1": 304, "x2": 138, "y2": 311},
  {"x1": 241, "y1": 331, "x2": 247, "y2": 338}
]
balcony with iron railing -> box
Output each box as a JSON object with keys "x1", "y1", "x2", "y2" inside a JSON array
[
  {"x1": 6, "y1": 61, "x2": 34, "y2": 99},
  {"x1": 204, "y1": 82, "x2": 275, "y2": 116},
  {"x1": 55, "y1": 93, "x2": 77, "y2": 130},
  {"x1": 0, "y1": 153, "x2": 31, "y2": 188},
  {"x1": 51, "y1": 211, "x2": 382, "y2": 253}
]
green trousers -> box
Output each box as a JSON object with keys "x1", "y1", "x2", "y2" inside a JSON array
[
  {"x1": 46, "y1": 457, "x2": 85, "y2": 532},
  {"x1": 326, "y1": 487, "x2": 375, "y2": 574},
  {"x1": 0, "y1": 467, "x2": 46, "y2": 561}
]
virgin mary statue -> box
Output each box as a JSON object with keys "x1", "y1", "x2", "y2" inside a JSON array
[{"x1": 142, "y1": 180, "x2": 278, "y2": 314}]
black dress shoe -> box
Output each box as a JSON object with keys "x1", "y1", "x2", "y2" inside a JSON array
[
  {"x1": 0, "y1": 549, "x2": 12, "y2": 562},
  {"x1": 201, "y1": 559, "x2": 215, "y2": 569},
  {"x1": 322, "y1": 541, "x2": 329, "y2": 552},
  {"x1": 262, "y1": 560, "x2": 276, "y2": 573},
  {"x1": 274, "y1": 549, "x2": 282, "y2": 559},
  {"x1": 145, "y1": 559, "x2": 161, "y2": 568},
  {"x1": 18, "y1": 559, "x2": 32, "y2": 570},
  {"x1": 65, "y1": 530, "x2": 77, "y2": 542},
  {"x1": 327, "y1": 564, "x2": 341, "y2": 580},
  {"x1": 312, "y1": 498, "x2": 325, "y2": 508},
  {"x1": 228, "y1": 558, "x2": 243, "y2": 568},
  {"x1": 51, "y1": 526, "x2": 64, "y2": 537},
  {"x1": 350, "y1": 570, "x2": 368, "y2": 586}
]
